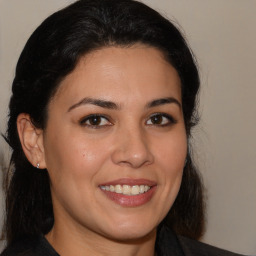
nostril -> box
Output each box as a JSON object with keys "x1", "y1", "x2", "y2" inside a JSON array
[
  {"x1": 111, "y1": 145, "x2": 154, "y2": 168},
  {"x1": 111, "y1": 129, "x2": 154, "y2": 168}
]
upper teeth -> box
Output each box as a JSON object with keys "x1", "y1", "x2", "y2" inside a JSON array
[{"x1": 100, "y1": 185, "x2": 151, "y2": 195}]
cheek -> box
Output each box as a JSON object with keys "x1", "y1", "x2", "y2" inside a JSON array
[
  {"x1": 154, "y1": 129, "x2": 187, "y2": 171},
  {"x1": 44, "y1": 135, "x2": 107, "y2": 211},
  {"x1": 153, "y1": 129, "x2": 186, "y2": 210},
  {"x1": 43, "y1": 131, "x2": 109, "y2": 186}
]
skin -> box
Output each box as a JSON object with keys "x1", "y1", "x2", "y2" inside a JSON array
[{"x1": 18, "y1": 45, "x2": 187, "y2": 256}]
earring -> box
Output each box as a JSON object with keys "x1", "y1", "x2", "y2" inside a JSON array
[{"x1": 36, "y1": 163, "x2": 40, "y2": 169}]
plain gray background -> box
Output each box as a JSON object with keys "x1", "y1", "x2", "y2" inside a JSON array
[{"x1": 0, "y1": 0, "x2": 255, "y2": 255}]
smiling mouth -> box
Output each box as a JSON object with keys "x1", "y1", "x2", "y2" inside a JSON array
[
  {"x1": 99, "y1": 178, "x2": 157, "y2": 207},
  {"x1": 100, "y1": 184, "x2": 151, "y2": 196}
]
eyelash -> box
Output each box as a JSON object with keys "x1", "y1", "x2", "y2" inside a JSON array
[
  {"x1": 79, "y1": 114, "x2": 112, "y2": 129},
  {"x1": 79, "y1": 113, "x2": 177, "y2": 129},
  {"x1": 146, "y1": 113, "x2": 177, "y2": 127}
]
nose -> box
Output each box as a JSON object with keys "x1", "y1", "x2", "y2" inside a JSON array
[{"x1": 111, "y1": 126, "x2": 154, "y2": 169}]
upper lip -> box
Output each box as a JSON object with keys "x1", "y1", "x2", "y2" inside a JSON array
[{"x1": 99, "y1": 178, "x2": 157, "y2": 187}]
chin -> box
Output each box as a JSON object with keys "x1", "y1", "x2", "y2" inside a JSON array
[{"x1": 100, "y1": 220, "x2": 157, "y2": 242}]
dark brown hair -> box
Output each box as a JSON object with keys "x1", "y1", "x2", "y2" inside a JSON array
[{"x1": 3, "y1": 0, "x2": 204, "y2": 245}]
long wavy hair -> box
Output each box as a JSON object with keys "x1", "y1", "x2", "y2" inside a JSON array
[{"x1": 3, "y1": 0, "x2": 204, "y2": 245}]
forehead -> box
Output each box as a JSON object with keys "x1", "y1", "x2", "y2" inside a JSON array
[{"x1": 51, "y1": 45, "x2": 181, "y2": 107}]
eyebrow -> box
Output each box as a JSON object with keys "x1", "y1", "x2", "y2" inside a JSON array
[
  {"x1": 146, "y1": 97, "x2": 181, "y2": 109},
  {"x1": 67, "y1": 97, "x2": 120, "y2": 112},
  {"x1": 67, "y1": 96, "x2": 181, "y2": 112}
]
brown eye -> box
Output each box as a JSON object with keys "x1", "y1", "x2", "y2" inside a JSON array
[
  {"x1": 146, "y1": 113, "x2": 176, "y2": 126},
  {"x1": 88, "y1": 116, "x2": 102, "y2": 125},
  {"x1": 150, "y1": 115, "x2": 163, "y2": 125},
  {"x1": 80, "y1": 115, "x2": 111, "y2": 127}
]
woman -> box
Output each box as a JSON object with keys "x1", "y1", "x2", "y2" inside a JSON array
[{"x1": 1, "y1": 0, "x2": 244, "y2": 255}]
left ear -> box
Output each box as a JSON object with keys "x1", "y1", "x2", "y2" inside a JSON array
[{"x1": 17, "y1": 113, "x2": 47, "y2": 169}]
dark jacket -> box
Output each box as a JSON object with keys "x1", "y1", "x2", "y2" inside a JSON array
[
  {"x1": 1, "y1": 227, "x2": 245, "y2": 256},
  {"x1": 178, "y1": 236, "x2": 245, "y2": 256}
]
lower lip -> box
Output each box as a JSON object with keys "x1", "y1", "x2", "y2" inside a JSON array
[{"x1": 100, "y1": 186, "x2": 157, "y2": 207}]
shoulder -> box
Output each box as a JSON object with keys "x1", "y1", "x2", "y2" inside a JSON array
[
  {"x1": 1, "y1": 236, "x2": 37, "y2": 256},
  {"x1": 0, "y1": 235, "x2": 59, "y2": 256},
  {"x1": 177, "y1": 235, "x2": 246, "y2": 256}
]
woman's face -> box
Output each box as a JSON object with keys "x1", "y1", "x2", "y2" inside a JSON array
[{"x1": 42, "y1": 45, "x2": 187, "y2": 241}]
